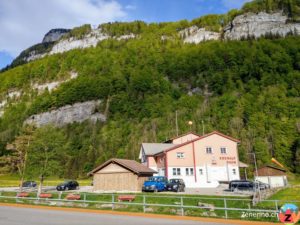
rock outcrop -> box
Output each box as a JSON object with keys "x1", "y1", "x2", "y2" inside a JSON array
[
  {"x1": 180, "y1": 26, "x2": 220, "y2": 44},
  {"x1": 42, "y1": 28, "x2": 70, "y2": 43},
  {"x1": 224, "y1": 12, "x2": 300, "y2": 40},
  {"x1": 32, "y1": 71, "x2": 78, "y2": 93},
  {"x1": 19, "y1": 29, "x2": 136, "y2": 62},
  {"x1": 49, "y1": 29, "x2": 109, "y2": 55},
  {"x1": 24, "y1": 100, "x2": 106, "y2": 127}
]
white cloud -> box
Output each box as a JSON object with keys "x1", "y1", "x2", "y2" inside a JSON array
[
  {"x1": 125, "y1": 4, "x2": 136, "y2": 10},
  {"x1": 0, "y1": 0, "x2": 127, "y2": 57}
]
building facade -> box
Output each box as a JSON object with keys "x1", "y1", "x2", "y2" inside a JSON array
[
  {"x1": 88, "y1": 158, "x2": 156, "y2": 192},
  {"x1": 139, "y1": 131, "x2": 244, "y2": 188}
]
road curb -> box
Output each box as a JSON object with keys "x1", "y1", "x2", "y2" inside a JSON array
[{"x1": 0, "y1": 202, "x2": 277, "y2": 225}]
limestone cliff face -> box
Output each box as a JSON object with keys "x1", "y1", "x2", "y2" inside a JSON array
[
  {"x1": 24, "y1": 100, "x2": 106, "y2": 127},
  {"x1": 18, "y1": 29, "x2": 136, "y2": 62},
  {"x1": 49, "y1": 29, "x2": 109, "y2": 55},
  {"x1": 179, "y1": 26, "x2": 220, "y2": 44},
  {"x1": 181, "y1": 12, "x2": 300, "y2": 44},
  {"x1": 224, "y1": 12, "x2": 300, "y2": 40},
  {"x1": 42, "y1": 28, "x2": 70, "y2": 43}
]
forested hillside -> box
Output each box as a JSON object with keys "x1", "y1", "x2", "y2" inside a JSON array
[{"x1": 0, "y1": 0, "x2": 299, "y2": 179}]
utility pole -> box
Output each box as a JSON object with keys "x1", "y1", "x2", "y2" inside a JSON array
[
  {"x1": 248, "y1": 152, "x2": 261, "y2": 201},
  {"x1": 175, "y1": 111, "x2": 179, "y2": 136}
]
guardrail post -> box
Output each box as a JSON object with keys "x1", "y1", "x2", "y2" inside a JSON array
[
  {"x1": 180, "y1": 196, "x2": 184, "y2": 216},
  {"x1": 275, "y1": 200, "x2": 278, "y2": 211},
  {"x1": 84, "y1": 193, "x2": 86, "y2": 203},
  {"x1": 275, "y1": 200, "x2": 279, "y2": 220},
  {"x1": 59, "y1": 191, "x2": 62, "y2": 200},
  {"x1": 224, "y1": 198, "x2": 228, "y2": 219},
  {"x1": 112, "y1": 194, "x2": 115, "y2": 210},
  {"x1": 143, "y1": 195, "x2": 146, "y2": 213}
]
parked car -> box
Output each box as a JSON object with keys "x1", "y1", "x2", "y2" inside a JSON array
[
  {"x1": 56, "y1": 180, "x2": 79, "y2": 191},
  {"x1": 22, "y1": 181, "x2": 37, "y2": 188},
  {"x1": 229, "y1": 180, "x2": 254, "y2": 192},
  {"x1": 142, "y1": 176, "x2": 168, "y2": 192},
  {"x1": 166, "y1": 179, "x2": 185, "y2": 192}
]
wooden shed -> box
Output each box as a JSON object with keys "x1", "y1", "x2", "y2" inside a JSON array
[
  {"x1": 88, "y1": 158, "x2": 156, "y2": 192},
  {"x1": 255, "y1": 165, "x2": 287, "y2": 188}
]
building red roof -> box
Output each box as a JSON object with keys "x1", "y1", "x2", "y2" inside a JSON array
[
  {"x1": 155, "y1": 130, "x2": 240, "y2": 156},
  {"x1": 164, "y1": 131, "x2": 201, "y2": 143}
]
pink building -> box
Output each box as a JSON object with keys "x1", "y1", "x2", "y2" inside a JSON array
[{"x1": 139, "y1": 131, "x2": 246, "y2": 188}]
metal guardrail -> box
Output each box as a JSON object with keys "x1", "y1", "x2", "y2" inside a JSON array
[{"x1": 0, "y1": 191, "x2": 292, "y2": 220}]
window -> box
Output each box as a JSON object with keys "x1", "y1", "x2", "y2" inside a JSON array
[
  {"x1": 199, "y1": 169, "x2": 203, "y2": 175},
  {"x1": 176, "y1": 152, "x2": 185, "y2": 159},
  {"x1": 185, "y1": 168, "x2": 194, "y2": 176},
  {"x1": 232, "y1": 169, "x2": 236, "y2": 175},
  {"x1": 206, "y1": 147, "x2": 212, "y2": 154},
  {"x1": 190, "y1": 168, "x2": 194, "y2": 175},
  {"x1": 173, "y1": 168, "x2": 181, "y2": 176},
  {"x1": 220, "y1": 147, "x2": 227, "y2": 154}
]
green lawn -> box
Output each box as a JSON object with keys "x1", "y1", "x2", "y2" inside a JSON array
[
  {"x1": 0, "y1": 191, "x2": 274, "y2": 221},
  {"x1": 267, "y1": 187, "x2": 300, "y2": 202}
]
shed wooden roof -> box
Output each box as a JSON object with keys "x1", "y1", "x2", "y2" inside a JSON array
[
  {"x1": 259, "y1": 165, "x2": 286, "y2": 172},
  {"x1": 88, "y1": 158, "x2": 157, "y2": 176},
  {"x1": 257, "y1": 165, "x2": 286, "y2": 176}
]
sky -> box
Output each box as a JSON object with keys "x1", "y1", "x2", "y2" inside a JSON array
[{"x1": 0, "y1": 0, "x2": 250, "y2": 69}]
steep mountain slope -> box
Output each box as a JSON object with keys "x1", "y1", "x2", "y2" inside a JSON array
[{"x1": 0, "y1": 0, "x2": 299, "y2": 178}]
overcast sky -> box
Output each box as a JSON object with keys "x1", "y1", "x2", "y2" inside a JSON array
[{"x1": 0, "y1": 0, "x2": 249, "y2": 69}]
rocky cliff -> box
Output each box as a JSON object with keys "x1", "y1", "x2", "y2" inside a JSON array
[
  {"x1": 13, "y1": 28, "x2": 136, "y2": 64},
  {"x1": 24, "y1": 100, "x2": 106, "y2": 127},
  {"x1": 181, "y1": 12, "x2": 300, "y2": 44},
  {"x1": 179, "y1": 26, "x2": 220, "y2": 44},
  {"x1": 224, "y1": 12, "x2": 300, "y2": 40},
  {"x1": 49, "y1": 29, "x2": 109, "y2": 55},
  {"x1": 42, "y1": 28, "x2": 70, "y2": 43}
]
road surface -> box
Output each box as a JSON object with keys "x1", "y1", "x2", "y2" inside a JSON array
[{"x1": 0, "y1": 205, "x2": 227, "y2": 225}]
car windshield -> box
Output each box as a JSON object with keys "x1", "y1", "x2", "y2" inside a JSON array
[
  {"x1": 61, "y1": 181, "x2": 70, "y2": 185},
  {"x1": 170, "y1": 179, "x2": 179, "y2": 183},
  {"x1": 148, "y1": 177, "x2": 164, "y2": 182}
]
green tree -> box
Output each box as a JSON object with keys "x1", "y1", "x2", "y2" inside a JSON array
[
  {"x1": 0, "y1": 126, "x2": 34, "y2": 192},
  {"x1": 27, "y1": 126, "x2": 66, "y2": 194}
]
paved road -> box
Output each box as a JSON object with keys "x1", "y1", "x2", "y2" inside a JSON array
[{"x1": 0, "y1": 205, "x2": 226, "y2": 225}]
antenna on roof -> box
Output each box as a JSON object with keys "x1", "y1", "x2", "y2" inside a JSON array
[{"x1": 175, "y1": 110, "x2": 179, "y2": 136}]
